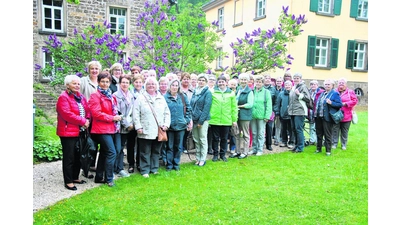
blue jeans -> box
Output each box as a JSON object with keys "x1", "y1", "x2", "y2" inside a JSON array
[
  {"x1": 166, "y1": 129, "x2": 185, "y2": 170},
  {"x1": 290, "y1": 115, "x2": 305, "y2": 151},
  {"x1": 250, "y1": 119, "x2": 266, "y2": 153},
  {"x1": 116, "y1": 133, "x2": 127, "y2": 173},
  {"x1": 92, "y1": 133, "x2": 120, "y2": 183}
]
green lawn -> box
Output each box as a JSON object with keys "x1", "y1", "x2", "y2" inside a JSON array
[{"x1": 33, "y1": 110, "x2": 368, "y2": 225}]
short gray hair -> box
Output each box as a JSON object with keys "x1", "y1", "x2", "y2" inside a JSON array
[
  {"x1": 64, "y1": 75, "x2": 81, "y2": 86},
  {"x1": 238, "y1": 73, "x2": 250, "y2": 81},
  {"x1": 293, "y1": 72, "x2": 302, "y2": 79}
]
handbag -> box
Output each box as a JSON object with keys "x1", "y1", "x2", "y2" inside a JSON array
[
  {"x1": 143, "y1": 95, "x2": 168, "y2": 142},
  {"x1": 184, "y1": 130, "x2": 195, "y2": 151},
  {"x1": 351, "y1": 110, "x2": 358, "y2": 124},
  {"x1": 330, "y1": 109, "x2": 344, "y2": 124}
]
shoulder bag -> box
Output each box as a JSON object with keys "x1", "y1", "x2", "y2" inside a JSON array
[{"x1": 143, "y1": 95, "x2": 168, "y2": 142}]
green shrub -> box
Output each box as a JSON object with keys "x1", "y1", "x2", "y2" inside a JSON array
[
  {"x1": 33, "y1": 140, "x2": 62, "y2": 162},
  {"x1": 33, "y1": 115, "x2": 62, "y2": 163}
]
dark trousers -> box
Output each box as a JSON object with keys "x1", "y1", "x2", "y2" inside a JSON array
[
  {"x1": 138, "y1": 138, "x2": 162, "y2": 175},
  {"x1": 207, "y1": 126, "x2": 213, "y2": 153},
  {"x1": 211, "y1": 125, "x2": 230, "y2": 157},
  {"x1": 166, "y1": 129, "x2": 185, "y2": 170},
  {"x1": 265, "y1": 120, "x2": 274, "y2": 147},
  {"x1": 315, "y1": 117, "x2": 334, "y2": 153},
  {"x1": 60, "y1": 136, "x2": 81, "y2": 184},
  {"x1": 115, "y1": 133, "x2": 128, "y2": 173},
  {"x1": 290, "y1": 115, "x2": 305, "y2": 151},
  {"x1": 126, "y1": 129, "x2": 140, "y2": 170},
  {"x1": 280, "y1": 118, "x2": 295, "y2": 144}
]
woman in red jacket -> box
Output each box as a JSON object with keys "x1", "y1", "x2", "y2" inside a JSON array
[
  {"x1": 88, "y1": 71, "x2": 122, "y2": 187},
  {"x1": 56, "y1": 75, "x2": 91, "y2": 191}
]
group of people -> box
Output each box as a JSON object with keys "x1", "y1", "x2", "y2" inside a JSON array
[{"x1": 56, "y1": 60, "x2": 358, "y2": 191}]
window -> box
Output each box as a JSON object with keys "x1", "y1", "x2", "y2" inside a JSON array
[
  {"x1": 234, "y1": 0, "x2": 243, "y2": 26},
  {"x1": 41, "y1": 0, "x2": 64, "y2": 33},
  {"x1": 309, "y1": 0, "x2": 342, "y2": 16},
  {"x1": 346, "y1": 40, "x2": 368, "y2": 71},
  {"x1": 256, "y1": 0, "x2": 266, "y2": 18},
  {"x1": 41, "y1": 51, "x2": 55, "y2": 80},
  {"x1": 109, "y1": 7, "x2": 127, "y2": 36},
  {"x1": 216, "y1": 48, "x2": 223, "y2": 69},
  {"x1": 306, "y1": 35, "x2": 339, "y2": 69},
  {"x1": 218, "y1": 8, "x2": 224, "y2": 30},
  {"x1": 350, "y1": 0, "x2": 368, "y2": 20}
]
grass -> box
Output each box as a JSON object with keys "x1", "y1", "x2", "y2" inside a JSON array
[{"x1": 33, "y1": 109, "x2": 368, "y2": 225}]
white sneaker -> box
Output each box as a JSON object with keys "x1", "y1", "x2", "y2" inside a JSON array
[
  {"x1": 118, "y1": 170, "x2": 130, "y2": 178},
  {"x1": 248, "y1": 151, "x2": 256, "y2": 155},
  {"x1": 256, "y1": 152, "x2": 263, "y2": 156},
  {"x1": 332, "y1": 145, "x2": 337, "y2": 149}
]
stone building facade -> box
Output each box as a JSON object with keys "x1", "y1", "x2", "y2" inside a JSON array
[{"x1": 33, "y1": 0, "x2": 146, "y2": 114}]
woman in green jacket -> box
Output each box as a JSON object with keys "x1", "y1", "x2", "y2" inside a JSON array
[{"x1": 209, "y1": 76, "x2": 238, "y2": 162}]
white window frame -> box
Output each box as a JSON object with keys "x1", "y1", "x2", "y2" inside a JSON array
[
  {"x1": 358, "y1": 0, "x2": 368, "y2": 19},
  {"x1": 315, "y1": 38, "x2": 329, "y2": 67},
  {"x1": 42, "y1": 51, "x2": 55, "y2": 80},
  {"x1": 318, "y1": 0, "x2": 332, "y2": 14},
  {"x1": 256, "y1": 0, "x2": 266, "y2": 18},
  {"x1": 216, "y1": 47, "x2": 223, "y2": 69},
  {"x1": 218, "y1": 8, "x2": 224, "y2": 30},
  {"x1": 353, "y1": 42, "x2": 366, "y2": 70},
  {"x1": 109, "y1": 7, "x2": 127, "y2": 36},
  {"x1": 41, "y1": 0, "x2": 64, "y2": 33}
]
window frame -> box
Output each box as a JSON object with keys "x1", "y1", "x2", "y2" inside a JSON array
[
  {"x1": 109, "y1": 7, "x2": 127, "y2": 36},
  {"x1": 218, "y1": 7, "x2": 224, "y2": 31},
  {"x1": 39, "y1": 51, "x2": 55, "y2": 82},
  {"x1": 350, "y1": 0, "x2": 368, "y2": 21},
  {"x1": 346, "y1": 40, "x2": 368, "y2": 72},
  {"x1": 256, "y1": 0, "x2": 266, "y2": 18},
  {"x1": 39, "y1": 0, "x2": 66, "y2": 35},
  {"x1": 306, "y1": 35, "x2": 339, "y2": 70},
  {"x1": 216, "y1": 47, "x2": 223, "y2": 70},
  {"x1": 309, "y1": 0, "x2": 342, "y2": 16}
]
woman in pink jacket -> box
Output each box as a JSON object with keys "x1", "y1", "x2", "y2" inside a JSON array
[
  {"x1": 332, "y1": 78, "x2": 358, "y2": 150},
  {"x1": 88, "y1": 71, "x2": 122, "y2": 187},
  {"x1": 56, "y1": 75, "x2": 91, "y2": 191}
]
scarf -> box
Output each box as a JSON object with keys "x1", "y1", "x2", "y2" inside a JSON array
[{"x1": 98, "y1": 87, "x2": 120, "y2": 132}]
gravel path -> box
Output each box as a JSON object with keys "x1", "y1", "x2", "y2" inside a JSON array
[{"x1": 33, "y1": 145, "x2": 289, "y2": 213}]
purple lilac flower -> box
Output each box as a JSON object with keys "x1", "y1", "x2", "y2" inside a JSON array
[
  {"x1": 34, "y1": 64, "x2": 42, "y2": 70},
  {"x1": 76, "y1": 72, "x2": 82, "y2": 77},
  {"x1": 49, "y1": 62, "x2": 54, "y2": 66},
  {"x1": 57, "y1": 67, "x2": 64, "y2": 71},
  {"x1": 73, "y1": 28, "x2": 78, "y2": 35},
  {"x1": 248, "y1": 39, "x2": 254, "y2": 45},
  {"x1": 222, "y1": 30, "x2": 226, "y2": 35},
  {"x1": 287, "y1": 54, "x2": 294, "y2": 60},
  {"x1": 81, "y1": 34, "x2": 86, "y2": 40},
  {"x1": 237, "y1": 38, "x2": 243, "y2": 44},
  {"x1": 282, "y1": 6, "x2": 289, "y2": 16}
]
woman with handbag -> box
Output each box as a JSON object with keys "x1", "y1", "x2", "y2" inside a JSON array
[
  {"x1": 134, "y1": 76, "x2": 171, "y2": 178},
  {"x1": 56, "y1": 75, "x2": 91, "y2": 191},
  {"x1": 164, "y1": 79, "x2": 192, "y2": 171},
  {"x1": 314, "y1": 79, "x2": 343, "y2": 156},
  {"x1": 331, "y1": 78, "x2": 359, "y2": 150}
]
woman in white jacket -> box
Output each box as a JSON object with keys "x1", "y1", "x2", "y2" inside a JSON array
[{"x1": 134, "y1": 77, "x2": 171, "y2": 178}]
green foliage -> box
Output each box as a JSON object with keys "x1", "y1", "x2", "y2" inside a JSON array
[
  {"x1": 34, "y1": 116, "x2": 61, "y2": 163},
  {"x1": 33, "y1": 140, "x2": 63, "y2": 162},
  {"x1": 230, "y1": 6, "x2": 307, "y2": 75},
  {"x1": 37, "y1": 22, "x2": 129, "y2": 85},
  {"x1": 67, "y1": 0, "x2": 80, "y2": 4},
  {"x1": 33, "y1": 111, "x2": 368, "y2": 224}
]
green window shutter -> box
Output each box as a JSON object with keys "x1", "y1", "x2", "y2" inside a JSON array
[
  {"x1": 346, "y1": 40, "x2": 356, "y2": 69},
  {"x1": 349, "y1": 0, "x2": 358, "y2": 18},
  {"x1": 310, "y1": 0, "x2": 318, "y2": 12},
  {"x1": 330, "y1": 38, "x2": 339, "y2": 68},
  {"x1": 306, "y1": 36, "x2": 316, "y2": 66},
  {"x1": 334, "y1": 0, "x2": 342, "y2": 15}
]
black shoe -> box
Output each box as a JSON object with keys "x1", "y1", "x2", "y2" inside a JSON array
[
  {"x1": 73, "y1": 180, "x2": 87, "y2": 184},
  {"x1": 292, "y1": 150, "x2": 303, "y2": 153},
  {"x1": 212, "y1": 155, "x2": 218, "y2": 162},
  {"x1": 82, "y1": 173, "x2": 94, "y2": 179},
  {"x1": 208, "y1": 151, "x2": 213, "y2": 155},
  {"x1": 274, "y1": 141, "x2": 279, "y2": 146},
  {"x1": 64, "y1": 184, "x2": 77, "y2": 191},
  {"x1": 220, "y1": 156, "x2": 228, "y2": 162},
  {"x1": 267, "y1": 146, "x2": 273, "y2": 151},
  {"x1": 128, "y1": 167, "x2": 134, "y2": 173},
  {"x1": 94, "y1": 178, "x2": 106, "y2": 184}
]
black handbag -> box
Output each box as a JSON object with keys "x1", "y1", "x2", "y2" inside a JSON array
[{"x1": 78, "y1": 130, "x2": 97, "y2": 177}]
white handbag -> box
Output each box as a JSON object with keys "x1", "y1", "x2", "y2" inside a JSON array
[{"x1": 351, "y1": 110, "x2": 358, "y2": 124}]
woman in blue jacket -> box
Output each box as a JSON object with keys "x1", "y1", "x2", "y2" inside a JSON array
[{"x1": 164, "y1": 79, "x2": 192, "y2": 171}]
